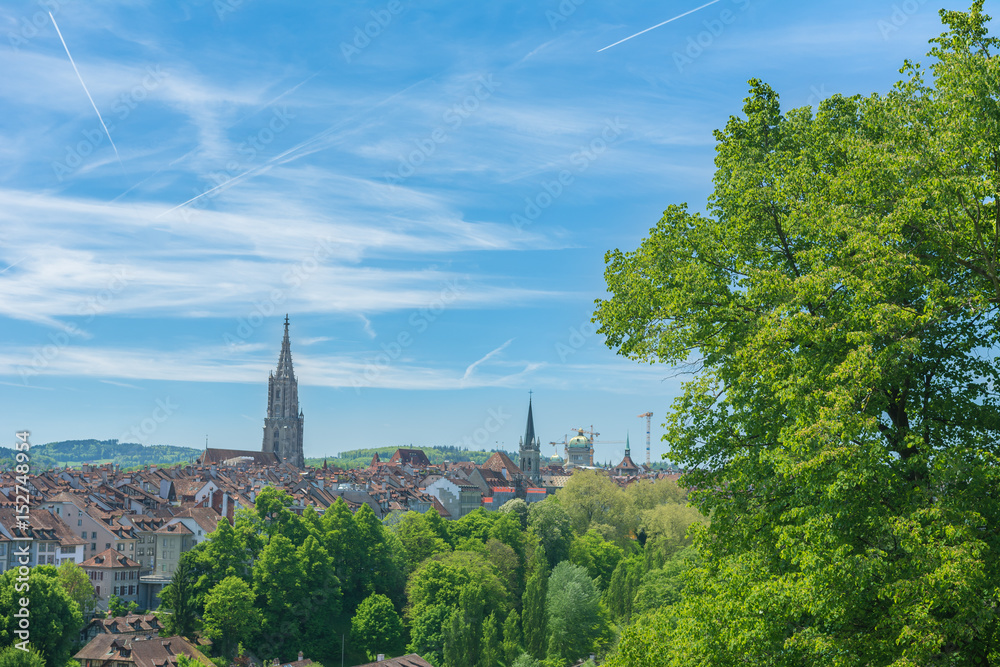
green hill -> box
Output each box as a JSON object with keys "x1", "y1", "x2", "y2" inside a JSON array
[
  {"x1": 306, "y1": 445, "x2": 518, "y2": 470},
  {"x1": 0, "y1": 439, "x2": 200, "y2": 470}
]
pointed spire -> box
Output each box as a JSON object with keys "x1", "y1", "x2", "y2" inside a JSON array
[
  {"x1": 625, "y1": 431, "x2": 630, "y2": 455},
  {"x1": 523, "y1": 392, "x2": 536, "y2": 451},
  {"x1": 277, "y1": 315, "x2": 294, "y2": 378}
]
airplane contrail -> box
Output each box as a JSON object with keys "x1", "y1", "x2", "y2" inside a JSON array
[
  {"x1": 49, "y1": 12, "x2": 123, "y2": 168},
  {"x1": 597, "y1": 0, "x2": 722, "y2": 52}
]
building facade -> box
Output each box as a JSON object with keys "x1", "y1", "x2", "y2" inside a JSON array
[{"x1": 262, "y1": 315, "x2": 305, "y2": 467}]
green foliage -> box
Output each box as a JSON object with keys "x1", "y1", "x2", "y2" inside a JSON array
[
  {"x1": 56, "y1": 561, "x2": 96, "y2": 619},
  {"x1": 406, "y1": 551, "x2": 512, "y2": 665},
  {"x1": 350, "y1": 593, "x2": 403, "y2": 661},
  {"x1": 0, "y1": 646, "x2": 46, "y2": 667},
  {"x1": 604, "y1": 554, "x2": 644, "y2": 623},
  {"x1": 107, "y1": 594, "x2": 138, "y2": 618},
  {"x1": 593, "y1": 4, "x2": 1000, "y2": 664},
  {"x1": 158, "y1": 556, "x2": 198, "y2": 638},
  {"x1": 497, "y1": 498, "x2": 528, "y2": 530},
  {"x1": 568, "y1": 529, "x2": 624, "y2": 591},
  {"x1": 544, "y1": 562, "x2": 608, "y2": 665},
  {"x1": 0, "y1": 439, "x2": 199, "y2": 469},
  {"x1": 391, "y1": 510, "x2": 451, "y2": 572},
  {"x1": 0, "y1": 566, "x2": 83, "y2": 667},
  {"x1": 526, "y1": 499, "x2": 573, "y2": 570},
  {"x1": 203, "y1": 576, "x2": 261, "y2": 660},
  {"x1": 521, "y1": 556, "x2": 548, "y2": 659},
  {"x1": 502, "y1": 610, "x2": 523, "y2": 666},
  {"x1": 557, "y1": 470, "x2": 633, "y2": 543},
  {"x1": 478, "y1": 613, "x2": 501, "y2": 667},
  {"x1": 511, "y1": 655, "x2": 541, "y2": 667}
]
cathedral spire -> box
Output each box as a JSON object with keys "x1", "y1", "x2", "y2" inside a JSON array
[
  {"x1": 276, "y1": 314, "x2": 294, "y2": 378},
  {"x1": 524, "y1": 391, "x2": 536, "y2": 451}
]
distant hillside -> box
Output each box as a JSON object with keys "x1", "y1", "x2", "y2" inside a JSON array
[
  {"x1": 0, "y1": 439, "x2": 201, "y2": 470},
  {"x1": 306, "y1": 445, "x2": 518, "y2": 470}
]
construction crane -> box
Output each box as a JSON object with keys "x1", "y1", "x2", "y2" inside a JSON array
[
  {"x1": 637, "y1": 412, "x2": 653, "y2": 466},
  {"x1": 549, "y1": 435, "x2": 568, "y2": 458}
]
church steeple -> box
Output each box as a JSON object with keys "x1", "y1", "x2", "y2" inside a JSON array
[
  {"x1": 524, "y1": 393, "x2": 536, "y2": 451},
  {"x1": 276, "y1": 314, "x2": 294, "y2": 379},
  {"x1": 519, "y1": 392, "x2": 541, "y2": 485},
  {"x1": 262, "y1": 316, "x2": 304, "y2": 467}
]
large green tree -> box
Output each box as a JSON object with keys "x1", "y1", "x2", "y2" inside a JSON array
[
  {"x1": 350, "y1": 593, "x2": 403, "y2": 661},
  {"x1": 544, "y1": 562, "x2": 608, "y2": 665},
  {"x1": 203, "y1": 577, "x2": 261, "y2": 661},
  {"x1": 56, "y1": 561, "x2": 97, "y2": 619},
  {"x1": 0, "y1": 566, "x2": 83, "y2": 667},
  {"x1": 158, "y1": 555, "x2": 198, "y2": 638},
  {"x1": 595, "y1": 4, "x2": 1000, "y2": 665}
]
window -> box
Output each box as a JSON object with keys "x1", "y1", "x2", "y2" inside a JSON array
[
  {"x1": 91, "y1": 543, "x2": 96, "y2": 552},
  {"x1": 129, "y1": 585, "x2": 135, "y2": 595},
  {"x1": 95, "y1": 586, "x2": 100, "y2": 596},
  {"x1": 81, "y1": 532, "x2": 86, "y2": 538},
  {"x1": 78, "y1": 519, "x2": 82, "y2": 526},
  {"x1": 113, "y1": 586, "x2": 118, "y2": 596},
  {"x1": 91, "y1": 532, "x2": 96, "y2": 539},
  {"x1": 105, "y1": 543, "x2": 111, "y2": 550}
]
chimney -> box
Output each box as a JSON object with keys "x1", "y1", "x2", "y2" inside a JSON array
[
  {"x1": 377, "y1": 655, "x2": 385, "y2": 662},
  {"x1": 297, "y1": 652, "x2": 303, "y2": 662}
]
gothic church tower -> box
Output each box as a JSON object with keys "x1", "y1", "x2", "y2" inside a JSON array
[
  {"x1": 262, "y1": 315, "x2": 305, "y2": 467},
  {"x1": 519, "y1": 394, "x2": 541, "y2": 484}
]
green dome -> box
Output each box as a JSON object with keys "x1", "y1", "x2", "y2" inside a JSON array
[{"x1": 568, "y1": 434, "x2": 591, "y2": 448}]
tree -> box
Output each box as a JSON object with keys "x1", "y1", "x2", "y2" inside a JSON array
[
  {"x1": 108, "y1": 594, "x2": 138, "y2": 617},
  {"x1": 406, "y1": 552, "x2": 512, "y2": 664},
  {"x1": 521, "y1": 555, "x2": 548, "y2": 659},
  {"x1": 498, "y1": 498, "x2": 529, "y2": 530},
  {"x1": 544, "y1": 562, "x2": 607, "y2": 664},
  {"x1": 295, "y1": 535, "x2": 343, "y2": 661},
  {"x1": 0, "y1": 565, "x2": 84, "y2": 667},
  {"x1": 593, "y1": 4, "x2": 1000, "y2": 664},
  {"x1": 526, "y1": 499, "x2": 573, "y2": 570},
  {"x1": 558, "y1": 470, "x2": 633, "y2": 543},
  {"x1": 56, "y1": 560, "x2": 97, "y2": 619},
  {"x1": 252, "y1": 534, "x2": 300, "y2": 659},
  {"x1": 502, "y1": 610, "x2": 523, "y2": 666},
  {"x1": 0, "y1": 646, "x2": 46, "y2": 667},
  {"x1": 568, "y1": 530, "x2": 624, "y2": 591},
  {"x1": 350, "y1": 594, "x2": 403, "y2": 661},
  {"x1": 392, "y1": 510, "x2": 450, "y2": 572},
  {"x1": 479, "y1": 613, "x2": 501, "y2": 667},
  {"x1": 203, "y1": 577, "x2": 261, "y2": 661},
  {"x1": 353, "y1": 503, "x2": 406, "y2": 607},
  {"x1": 158, "y1": 555, "x2": 198, "y2": 638}
]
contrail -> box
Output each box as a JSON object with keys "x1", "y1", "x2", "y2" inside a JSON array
[
  {"x1": 597, "y1": 0, "x2": 722, "y2": 52},
  {"x1": 49, "y1": 12, "x2": 123, "y2": 168}
]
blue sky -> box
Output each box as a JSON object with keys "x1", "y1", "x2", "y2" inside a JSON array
[{"x1": 0, "y1": 0, "x2": 988, "y2": 463}]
